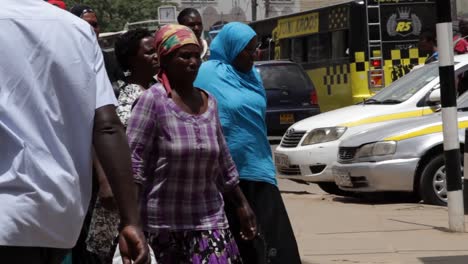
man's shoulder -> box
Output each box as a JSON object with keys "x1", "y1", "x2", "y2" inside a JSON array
[{"x1": 3, "y1": 0, "x2": 94, "y2": 38}]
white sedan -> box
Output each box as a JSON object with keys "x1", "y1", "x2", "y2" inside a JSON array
[{"x1": 274, "y1": 55, "x2": 468, "y2": 194}]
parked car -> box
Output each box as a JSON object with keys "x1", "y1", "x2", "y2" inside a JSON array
[
  {"x1": 333, "y1": 92, "x2": 468, "y2": 205},
  {"x1": 273, "y1": 54, "x2": 468, "y2": 195},
  {"x1": 255, "y1": 60, "x2": 320, "y2": 135}
]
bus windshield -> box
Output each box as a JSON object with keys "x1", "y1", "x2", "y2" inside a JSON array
[{"x1": 367, "y1": 64, "x2": 439, "y2": 104}]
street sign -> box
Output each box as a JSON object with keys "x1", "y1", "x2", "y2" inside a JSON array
[{"x1": 158, "y1": 6, "x2": 177, "y2": 24}]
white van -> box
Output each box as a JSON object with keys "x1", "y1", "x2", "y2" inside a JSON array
[{"x1": 274, "y1": 54, "x2": 468, "y2": 195}]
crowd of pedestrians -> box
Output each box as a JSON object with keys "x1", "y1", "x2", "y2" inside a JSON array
[{"x1": 1, "y1": 1, "x2": 300, "y2": 264}]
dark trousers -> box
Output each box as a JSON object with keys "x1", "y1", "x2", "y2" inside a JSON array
[
  {"x1": 225, "y1": 180, "x2": 301, "y2": 264},
  {"x1": 0, "y1": 246, "x2": 68, "y2": 264}
]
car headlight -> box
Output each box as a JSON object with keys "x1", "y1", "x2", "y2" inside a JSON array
[
  {"x1": 302, "y1": 127, "x2": 347, "y2": 146},
  {"x1": 356, "y1": 141, "x2": 397, "y2": 158}
]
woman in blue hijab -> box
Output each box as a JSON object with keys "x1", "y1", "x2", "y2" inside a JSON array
[{"x1": 195, "y1": 22, "x2": 300, "y2": 264}]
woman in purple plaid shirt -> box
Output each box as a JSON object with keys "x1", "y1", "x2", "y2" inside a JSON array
[{"x1": 126, "y1": 24, "x2": 257, "y2": 263}]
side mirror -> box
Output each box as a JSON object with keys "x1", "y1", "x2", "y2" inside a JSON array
[{"x1": 427, "y1": 88, "x2": 441, "y2": 105}]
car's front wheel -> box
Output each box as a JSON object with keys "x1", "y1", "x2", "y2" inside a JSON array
[
  {"x1": 317, "y1": 182, "x2": 355, "y2": 196},
  {"x1": 419, "y1": 154, "x2": 448, "y2": 206}
]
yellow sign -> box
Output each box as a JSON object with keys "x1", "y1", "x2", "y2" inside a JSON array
[
  {"x1": 277, "y1": 12, "x2": 319, "y2": 39},
  {"x1": 395, "y1": 21, "x2": 412, "y2": 32}
]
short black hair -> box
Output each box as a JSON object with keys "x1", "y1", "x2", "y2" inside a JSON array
[
  {"x1": 177, "y1": 8, "x2": 201, "y2": 24},
  {"x1": 70, "y1": 5, "x2": 94, "y2": 18},
  {"x1": 114, "y1": 28, "x2": 152, "y2": 72}
]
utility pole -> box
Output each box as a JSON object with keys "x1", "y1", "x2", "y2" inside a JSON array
[
  {"x1": 436, "y1": 0, "x2": 465, "y2": 233},
  {"x1": 451, "y1": 0, "x2": 458, "y2": 21},
  {"x1": 265, "y1": 0, "x2": 270, "y2": 18},
  {"x1": 252, "y1": 0, "x2": 257, "y2": 21}
]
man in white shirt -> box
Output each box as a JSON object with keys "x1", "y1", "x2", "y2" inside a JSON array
[
  {"x1": 177, "y1": 8, "x2": 210, "y2": 61},
  {"x1": 0, "y1": 1, "x2": 148, "y2": 263}
]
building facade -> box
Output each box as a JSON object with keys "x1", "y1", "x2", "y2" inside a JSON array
[{"x1": 169, "y1": 0, "x2": 300, "y2": 29}]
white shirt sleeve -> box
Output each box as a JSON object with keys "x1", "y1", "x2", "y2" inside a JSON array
[{"x1": 93, "y1": 37, "x2": 118, "y2": 109}]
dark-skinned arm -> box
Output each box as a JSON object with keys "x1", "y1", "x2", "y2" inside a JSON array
[
  {"x1": 93, "y1": 105, "x2": 148, "y2": 264},
  {"x1": 214, "y1": 100, "x2": 257, "y2": 240},
  {"x1": 92, "y1": 148, "x2": 116, "y2": 210},
  {"x1": 223, "y1": 186, "x2": 257, "y2": 240}
]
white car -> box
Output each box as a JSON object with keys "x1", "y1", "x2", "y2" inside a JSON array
[
  {"x1": 333, "y1": 92, "x2": 468, "y2": 205},
  {"x1": 274, "y1": 55, "x2": 468, "y2": 194}
]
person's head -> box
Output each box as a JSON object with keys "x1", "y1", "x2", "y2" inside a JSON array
[
  {"x1": 418, "y1": 31, "x2": 437, "y2": 54},
  {"x1": 155, "y1": 24, "x2": 201, "y2": 84},
  {"x1": 210, "y1": 22, "x2": 258, "y2": 73},
  {"x1": 70, "y1": 5, "x2": 100, "y2": 37},
  {"x1": 460, "y1": 18, "x2": 468, "y2": 37},
  {"x1": 115, "y1": 28, "x2": 158, "y2": 82},
  {"x1": 177, "y1": 8, "x2": 203, "y2": 40}
]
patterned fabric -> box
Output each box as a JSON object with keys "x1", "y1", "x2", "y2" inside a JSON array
[
  {"x1": 85, "y1": 198, "x2": 119, "y2": 262},
  {"x1": 154, "y1": 24, "x2": 199, "y2": 60},
  {"x1": 154, "y1": 24, "x2": 199, "y2": 94},
  {"x1": 127, "y1": 83, "x2": 239, "y2": 231},
  {"x1": 146, "y1": 229, "x2": 242, "y2": 264},
  {"x1": 116, "y1": 83, "x2": 145, "y2": 127}
]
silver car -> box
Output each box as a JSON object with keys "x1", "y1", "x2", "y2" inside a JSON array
[{"x1": 333, "y1": 93, "x2": 468, "y2": 205}]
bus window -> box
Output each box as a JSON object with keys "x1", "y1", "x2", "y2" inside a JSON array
[
  {"x1": 280, "y1": 39, "x2": 291, "y2": 60},
  {"x1": 307, "y1": 33, "x2": 330, "y2": 62},
  {"x1": 292, "y1": 37, "x2": 306, "y2": 63},
  {"x1": 331, "y1": 30, "x2": 348, "y2": 59}
]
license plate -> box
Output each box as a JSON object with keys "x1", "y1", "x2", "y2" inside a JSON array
[
  {"x1": 280, "y1": 113, "x2": 295, "y2": 125},
  {"x1": 333, "y1": 167, "x2": 353, "y2": 187},
  {"x1": 274, "y1": 153, "x2": 290, "y2": 168}
]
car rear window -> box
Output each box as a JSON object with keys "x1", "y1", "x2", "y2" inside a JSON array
[{"x1": 256, "y1": 64, "x2": 312, "y2": 91}]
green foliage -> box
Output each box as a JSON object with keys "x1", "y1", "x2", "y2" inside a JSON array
[{"x1": 63, "y1": 0, "x2": 178, "y2": 32}]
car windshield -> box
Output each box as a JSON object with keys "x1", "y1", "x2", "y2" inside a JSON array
[
  {"x1": 256, "y1": 64, "x2": 311, "y2": 91},
  {"x1": 366, "y1": 63, "x2": 439, "y2": 104}
]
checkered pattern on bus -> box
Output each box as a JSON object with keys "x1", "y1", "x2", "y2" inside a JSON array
[
  {"x1": 323, "y1": 64, "x2": 351, "y2": 95},
  {"x1": 390, "y1": 49, "x2": 421, "y2": 66}
]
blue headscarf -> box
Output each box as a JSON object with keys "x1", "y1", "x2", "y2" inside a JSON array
[
  {"x1": 200, "y1": 22, "x2": 263, "y2": 92},
  {"x1": 194, "y1": 22, "x2": 277, "y2": 185}
]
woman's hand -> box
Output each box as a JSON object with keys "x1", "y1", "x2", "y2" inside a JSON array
[
  {"x1": 223, "y1": 185, "x2": 258, "y2": 240},
  {"x1": 119, "y1": 225, "x2": 150, "y2": 264},
  {"x1": 237, "y1": 204, "x2": 257, "y2": 240}
]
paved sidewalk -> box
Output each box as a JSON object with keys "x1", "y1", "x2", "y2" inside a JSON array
[{"x1": 278, "y1": 179, "x2": 468, "y2": 264}]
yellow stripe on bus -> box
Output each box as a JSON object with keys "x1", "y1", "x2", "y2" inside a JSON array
[
  {"x1": 340, "y1": 108, "x2": 436, "y2": 127},
  {"x1": 385, "y1": 120, "x2": 468, "y2": 141}
]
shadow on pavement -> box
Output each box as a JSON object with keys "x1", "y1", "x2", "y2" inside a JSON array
[
  {"x1": 332, "y1": 192, "x2": 423, "y2": 205},
  {"x1": 388, "y1": 218, "x2": 451, "y2": 233},
  {"x1": 419, "y1": 255, "x2": 468, "y2": 263}
]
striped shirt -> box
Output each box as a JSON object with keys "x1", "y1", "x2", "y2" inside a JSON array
[{"x1": 127, "y1": 83, "x2": 239, "y2": 231}]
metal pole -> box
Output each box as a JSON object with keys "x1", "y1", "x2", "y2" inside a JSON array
[
  {"x1": 436, "y1": 0, "x2": 465, "y2": 232},
  {"x1": 265, "y1": 0, "x2": 270, "y2": 18},
  {"x1": 464, "y1": 129, "x2": 468, "y2": 214},
  {"x1": 252, "y1": 0, "x2": 257, "y2": 21},
  {"x1": 452, "y1": 0, "x2": 458, "y2": 21}
]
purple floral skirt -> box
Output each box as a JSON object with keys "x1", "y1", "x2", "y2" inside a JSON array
[{"x1": 146, "y1": 229, "x2": 242, "y2": 264}]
